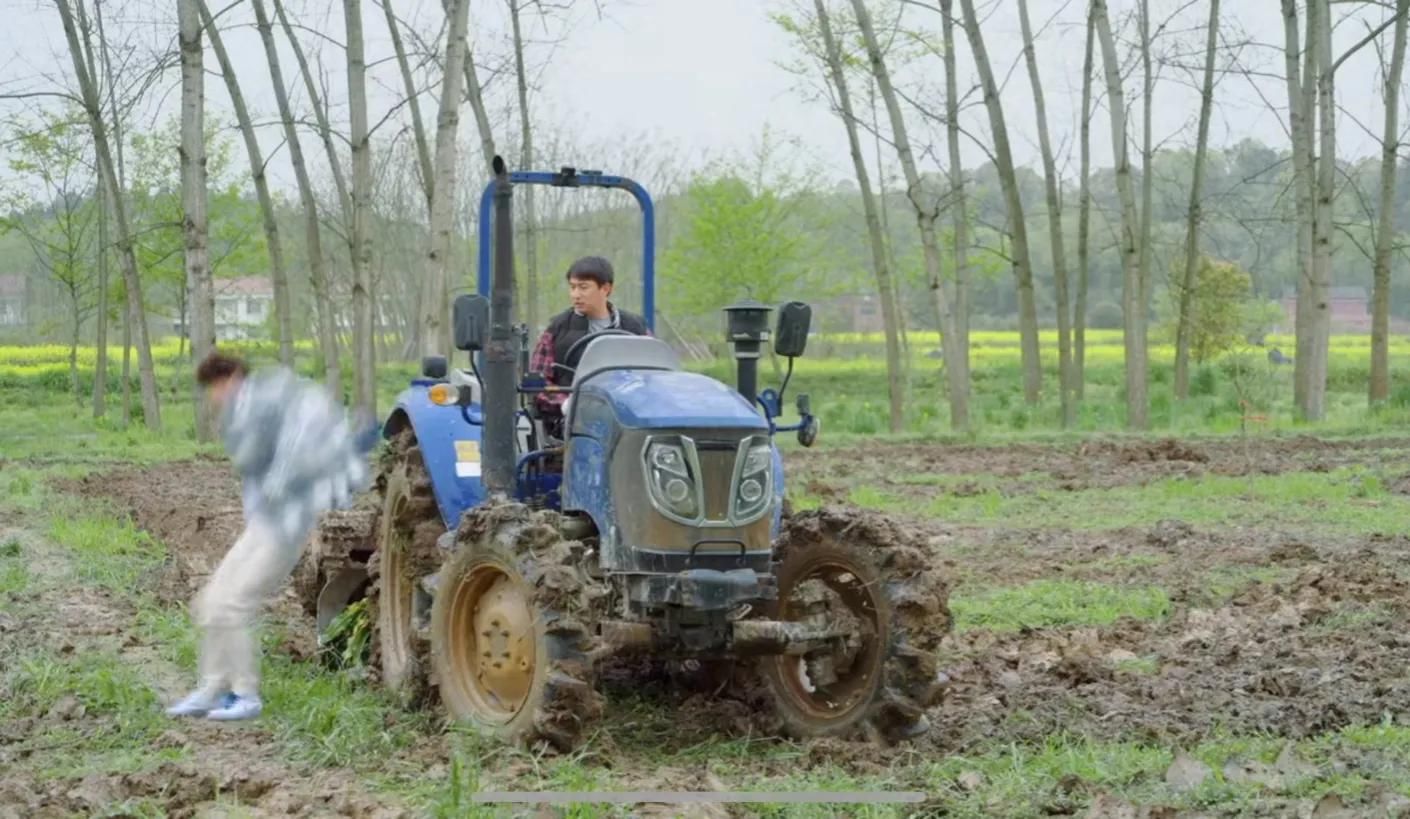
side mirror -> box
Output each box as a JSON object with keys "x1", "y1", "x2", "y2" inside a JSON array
[
  {"x1": 453, "y1": 294, "x2": 490, "y2": 351},
  {"x1": 775, "y1": 301, "x2": 811, "y2": 358},
  {"x1": 421, "y1": 355, "x2": 447, "y2": 380}
]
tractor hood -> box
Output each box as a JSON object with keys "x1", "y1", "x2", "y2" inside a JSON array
[{"x1": 575, "y1": 370, "x2": 768, "y2": 430}]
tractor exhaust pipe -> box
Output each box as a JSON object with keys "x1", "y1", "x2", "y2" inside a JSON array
[
  {"x1": 723, "y1": 300, "x2": 772, "y2": 409},
  {"x1": 483, "y1": 156, "x2": 517, "y2": 496}
]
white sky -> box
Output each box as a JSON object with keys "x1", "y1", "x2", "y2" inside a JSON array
[{"x1": 0, "y1": 0, "x2": 1401, "y2": 197}]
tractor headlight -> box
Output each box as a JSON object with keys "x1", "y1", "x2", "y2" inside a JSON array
[
  {"x1": 644, "y1": 438, "x2": 699, "y2": 521},
  {"x1": 732, "y1": 439, "x2": 774, "y2": 522}
]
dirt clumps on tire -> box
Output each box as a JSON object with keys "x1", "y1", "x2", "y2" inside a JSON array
[
  {"x1": 431, "y1": 501, "x2": 608, "y2": 753},
  {"x1": 367, "y1": 428, "x2": 444, "y2": 707},
  {"x1": 763, "y1": 504, "x2": 952, "y2": 744}
]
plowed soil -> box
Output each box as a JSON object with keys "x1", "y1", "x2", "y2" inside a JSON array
[{"x1": 22, "y1": 432, "x2": 1410, "y2": 816}]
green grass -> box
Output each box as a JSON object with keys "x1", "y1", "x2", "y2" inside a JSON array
[
  {"x1": 47, "y1": 508, "x2": 165, "y2": 593},
  {"x1": 3, "y1": 649, "x2": 167, "y2": 750},
  {"x1": 841, "y1": 466, "x2": 1410, "y2": 537},
  {"x1": 951, "y1": 579, "x2": 1171, "y2": 632}
]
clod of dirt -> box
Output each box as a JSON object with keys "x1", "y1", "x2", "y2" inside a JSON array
[
  {"x1": 1164, "y1": 752, "x2": 1211, "y2": 792},
  {"x1": 45, "y1": 696, "x2": 84, "y2": 721},
  {"x1": 1083, "y1": 792, "x2": 1177, "y2": 819},
  {"x1": 1270, "y1": 540, "x2": 1320, "y2": 563},
  {"x1": 1311, "y1": 793, "x2": 1359, "y2": 818},
  {"x1": 957, "y1": 770, "x2": 985, "y2": 792},
  {"x1": 66, "y1": 774, "x2": 117, "y2": 811},
  {"x1": 1147, "y1": 520, "x2": 1194, "y2": 550}
]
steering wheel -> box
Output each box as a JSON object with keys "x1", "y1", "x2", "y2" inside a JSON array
[{"x1": 555, "y1": 328, "x2": 637, "y2": 378}]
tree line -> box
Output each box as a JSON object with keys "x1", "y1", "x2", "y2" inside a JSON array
[{"x1": 2, "y1": 0, "x2": 1408, "y2": 436}]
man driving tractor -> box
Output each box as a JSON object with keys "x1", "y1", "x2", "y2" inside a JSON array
[{"x1": 530, "y1": 255, "x2": 649, "y2": 435}]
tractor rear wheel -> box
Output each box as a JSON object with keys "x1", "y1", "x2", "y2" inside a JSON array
[
  {"x1": 759, "y1": 505, "x2": 952, "y2": 744},
  {"x1": 430, "y1": 502, "x2": 606, "y2": 752},
  {"x1": 371, "y1": 428, "x2": 443, "y2": 707}
]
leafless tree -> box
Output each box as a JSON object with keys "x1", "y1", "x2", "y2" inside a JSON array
[
  {"x1": 423, "y1": 0, "x2": 472, "y2": 358},
  {"x1": 814, "y1": 0, "x2": 905, "y2": 432},
  {"x1": 1018, "y1": 0, "x2": 1074, "y2": 425},
  {"x1": 1371, "y1": 0, "x2": 1409, "y2": 404},
  {"x1": 1094, "y1": 0, "x2": 1146, "y2": 429},
  {"x1": 1075, "y1": 0, "x2": 1095, "y2": 399},
  {"x1": 1173, "y1": 0, "x2": 1221, "y2": 400},
  {"x1": 179, "y1": 0, "x2": 215, "y2": 440},
  {"x1": 851, "y1": 0, "x2": 966, "y2": 430},
  {"x1": 346, "y1": 0, "x2": 377, "y2": 415},
  {"x1": 53, "y1": 0, "x2": 161, "y2": 430},
  {"x1": 958, "y1": 0, "x2": 1042, "y2": 405},
  {"x1": 252, "y1": 0, "x2": 340, "y2": 394},
  {"x1": 938, "y1": 0, "x2": 971, "y2": 426}
]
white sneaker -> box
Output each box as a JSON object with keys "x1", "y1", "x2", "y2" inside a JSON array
[
  {"x1": 164, "y1": 688, "x2": 227, "y2": 718},
  {"x1": 205, "y1": 693, "x2": 262, "y2": 721}
]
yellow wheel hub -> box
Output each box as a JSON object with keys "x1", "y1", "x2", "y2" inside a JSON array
[{"x1": 452, "y1": 567, "x2": 536, "y2": 717}]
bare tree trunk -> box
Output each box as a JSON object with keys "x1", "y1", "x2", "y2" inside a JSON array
[
  {"x1": 1174, "y1": 0, "x2": 1220, "y2": 400},
  {"x1": 958, "y1": 0, "x2": 1041, "y2": 405},
  {"x1": 423, "y1": 0, "x2": 471, "y2": 358},
  {"x1": 381, "y1": 0, "x2": 434, "y2": 211},
  {"x1": 1371, "y1": 0, "x2": 1409, "y2": 404},
  {"x1": 815, "y1": 0, "x2": 904, "y2": 432},
  {"x1": 1018, "y1": 0, "x2": 1073, "y2": 426},
  {"x1": 1138, "y1": 0, "x2": 1154, "y2": 363},
  {"x1": 1286, "y1": 0, "x2": 1317, "y2": 413},
  {"x1": 200, "y1": 0, "x2": 292, "y2": 368},
  {"x1": 1093, "y1": 0, "x2": 1145, "y2": 430},
  {"x1": 253, "y1": 0, "x2": 340, "y2": 394},
  {"x1": 346, "y1": 0, "x2": 376, "y2": 417},
  {"x1": 1075, "y1": 1, "x2": 1094, "y2": 400},
  {"x1": 939, "y1": 0, "x2": 971, "y2": 425},
  {"x1": 70, "y1": 299, "x2": 81, "y2": 403},
  {"x1": 93, "y1": 173, "x2": 108, "y2": 417},
  {"x1": 55, "y1": 0, "x2": 160, "y2": 430},
  {"x1": 275, "y1": 0, "x2": 351, "y2": 218},
  {"x1": 121, "y1": 303, "x2": 131, "y2": 427},
  {"x1": 852, "y1": 0, "x2": 965, "y2": 430},
  {"x1": 179, "y1": 0, "x2": 215, "y2": 440},
  {"x1": 1307, "y1": 0, "x2": 1334, "y2": 421},
  {"x1": 510, "y1": 0, "x2": 540, "y2": 332},
  {"x1": 462, "y1": 38, "x2": 497, "y2": 169}
]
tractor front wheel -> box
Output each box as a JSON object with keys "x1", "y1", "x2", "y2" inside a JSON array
[
  {"x1": 371, "y1": 429, "x2": 442, "y2": 707},
  {"x1": 430, "y1": 502, "x2": 605, "y2": 752},
  {"x1": 759, "y1": 505, "x2": 952, "y2": 744}
]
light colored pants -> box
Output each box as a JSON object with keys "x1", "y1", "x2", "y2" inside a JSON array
[{"x1": 190, "y1": 516, "x2": 302, "y2": 698}]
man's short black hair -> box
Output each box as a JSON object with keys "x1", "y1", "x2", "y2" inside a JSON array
[
  {"x1": 195, "y1": 349, "x2": 249, "y2": 386},
  {"x1": 566, "y1": 255, "x2": 614, "y2": 287}
]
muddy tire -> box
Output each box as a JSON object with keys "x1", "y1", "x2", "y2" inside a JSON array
[
  {"x1": 430, "y1": 502, "x2": 606, "y2": 753},
  {"x1": 759, "y1": 505, "x2": 951, "y2": 744},
  {"x1": 371, "y1": 429, "x2": 443, "y2": 707}
]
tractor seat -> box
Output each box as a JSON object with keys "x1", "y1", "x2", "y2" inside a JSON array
[{"x1": 573, "y1": 335, "x2": 680, "y2": 387}]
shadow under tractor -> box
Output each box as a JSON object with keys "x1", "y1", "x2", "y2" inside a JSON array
[{"x1": 296, "y1": 156, "x2": 953, "y2": 752}]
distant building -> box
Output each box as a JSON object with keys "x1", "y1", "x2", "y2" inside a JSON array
[
  {"x1": 815, "y1": 293, "x2": 884, "y2": 334},
  {"x1": 0, "y1": 274, "x2": 25, "y2": 327},
  {"x1": 1278, "y1": 286, "x2": 1410, "y2": 333},
  {"x1": 213, "y1": 276, "x2": 274, "y2": 340}
]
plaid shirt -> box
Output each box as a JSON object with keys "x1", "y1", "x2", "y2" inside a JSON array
[
  {"x1": 529, "y1": 304, "x2": 649, "y2": 415},
  {"x1": 222, "y1": 367, "x2": 376, "y2": 546}
]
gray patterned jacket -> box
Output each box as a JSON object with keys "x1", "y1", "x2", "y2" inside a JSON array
[{"x1": 221, "y1": 367, "x2": 376, "y2": 547}]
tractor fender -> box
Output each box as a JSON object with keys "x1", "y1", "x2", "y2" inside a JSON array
[{"x1": 383, "y1": 384, "x2": 487, "y2": 531}]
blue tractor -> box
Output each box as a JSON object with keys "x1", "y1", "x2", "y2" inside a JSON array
[{"x1": 302, "y1": 157, "x2": 952, "y2": 751}]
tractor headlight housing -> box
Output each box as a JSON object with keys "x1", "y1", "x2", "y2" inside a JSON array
[
  {"x1": 644, "y1": 436, "x2": 699, "y2": 522},
  {"x1": 732, "y1": 438, "x2": 774, "y2": 523}
]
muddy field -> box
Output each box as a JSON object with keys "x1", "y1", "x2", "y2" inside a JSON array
[{"x1": 7, "y1": 433, "x2": 1410, "y2": 816}]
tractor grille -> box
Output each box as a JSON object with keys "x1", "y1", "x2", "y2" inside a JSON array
[{"x1": 694, "y1": 441, "x2": 739, "y2": 521}]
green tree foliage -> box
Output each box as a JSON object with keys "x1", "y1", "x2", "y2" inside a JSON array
[{"x1": 1159, "y1": 256, "x2": 1256, "y2": 363}]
